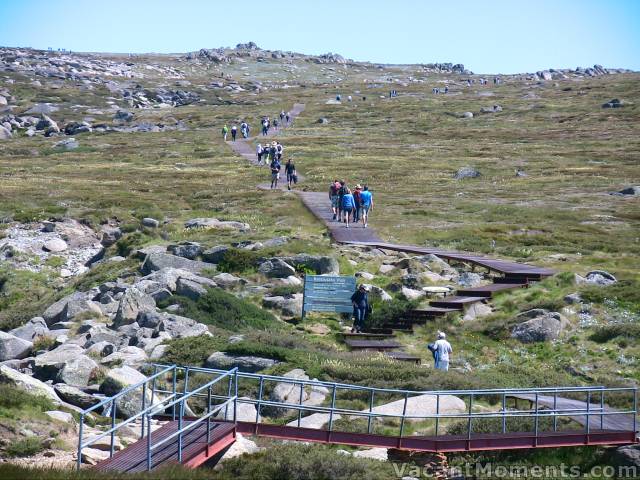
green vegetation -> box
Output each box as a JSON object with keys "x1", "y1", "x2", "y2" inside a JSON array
[
  {"x1": 5, "y1": 437, "x2": 45, "y2": 458},
  {"x1": 0, "y1": 385, "x2": 56, "y2": 419},
  {"x1": 174, "y1": 289, "x2": 282, "y2": 331},
  {"x1": 217, "y1": 248, "x2": 260, "y2": 274}
]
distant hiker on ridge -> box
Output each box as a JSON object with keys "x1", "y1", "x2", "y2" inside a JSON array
[
  {"x1": 222, "y1": 124, "x2": 229, "y2": 141},
  {"x1": 231, "y1": 124, "x2": 237, "y2": 141}
]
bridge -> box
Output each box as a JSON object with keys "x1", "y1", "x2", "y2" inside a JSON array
[{"x1": 77, "y1": 364, "x2": 638, "y2": 473}]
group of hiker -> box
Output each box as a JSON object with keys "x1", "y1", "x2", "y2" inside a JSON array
[
  {"x1": 329, "y1": 180, "x2": 374, "y2": 228},
  {"x1": 350, "y1": 284, "x2": 452, "y2": 371},
  {"x1": 258, "y1": 141, "x2": 297, "y2": 190},
  {"x1": 222, "y1": 110, "x2": 292, "y2": 142}
]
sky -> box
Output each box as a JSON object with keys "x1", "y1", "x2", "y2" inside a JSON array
[{"x1": 0, "y1": 0, "x2": 638, "y2": 73}]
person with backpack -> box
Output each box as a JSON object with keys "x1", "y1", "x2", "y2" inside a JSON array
[
  {"x1": 280, "y1": 110, "x2": 285, "y2": 123},
  {"x1": 262, "y1": 119, "x2": 269, "y2": 136},
  {"x1": 270, "y1": 157, "x2": 281, "y2": 189},
  {"x1": 352, "y1": 184, "x2": 362, "y2": 223},
  {"x1": 273, "y1": 118, "x2": 279, "y2": 130},
  {"x1": 350, "y1": 284, "x2": 369, "y2": 333},
  {"x1": 222, "y1": 124, "x2": 229, "y2": 141},
  {"x1": 341, "y1": 188, "x2": 356, "y2": 228},
  {"x1": 231, "y1": 124, "x2": 237, "y2": 141},
  {"x1": 276, "y1": 142, "x2": 283, "y2": 161},
  {"x1": 256, "y1": 143, "x2": 263, "y2": 165},
  {"x1": 359, "y1": 185, "x2": 373, "y2": 228},
  {"x1": 285, "y1": 112, "x2": 290, "y2": 124},
  {"x1": 240, "y1": 121, "x2": 248, "y2": 138},
  {"x1": 285, "y1": 158, "x2": 296, "y2": 190},
  {"x1": 337, "y1": 180, "x2": 347, "y2": 222},
  {"x1": 428, "y1": 332, "x2": 452, "y2": 371},
  {"x1": 329, "y1": 180, "x2": 340, "y2": 221}
]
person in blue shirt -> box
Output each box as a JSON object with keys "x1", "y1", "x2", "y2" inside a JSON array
[
  {"x1": 350, "y1": 284, "x2": 369, "y2": 333},
  {"x1": 341, "y1": 188, "x2": 356, "y2": 228},
  {"x1": 359, "y1": 185, "x2": 373, "y2": 228}
]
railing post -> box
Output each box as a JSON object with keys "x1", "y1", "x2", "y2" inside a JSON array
[
  {"x1": 367, "y1": 390, "x2": 375, "y2": 434},
  {"x1": 634, "y1": 388, "x2": 638, "y2": 437},
  {"x1": 586, "y1": 391, "x2": 591, "y2": 439},
  {"x1": 172, "y1": 368, "x2": 178, "y2": 420},
  {"x1": 328, "y1": 385, "x2": 337, "y2": 433},
  {"x1": 467, "y1": 394, "x2": 474, "y2": 447},
  {"x1": 552, "y1": 391, "x2": 558, "y2": 432},
  {"x1": 206, "y1": 386, "x2": 212, "y2": 456},
  {"x1": 297, "y1": 381, "x2": 304, "y2": 428},
  {"x1": 150, "y1": 365, "x2": 158, "y2": 413},
  {"x1": 141, "y1": 383, "x2": 147, "y2": 439},
  {"x1": 146, "y1": 412, "x2": 152, "y2": 471},
  {"x1": 399, "y1": 393, "x2": 409, "y2": 439},
  {"x1": 178, "y1": 399, "x2": 184, "y2": 463},
  {"x1": 436, "y1": 394, "x2": 441, "y2": 436},
  {"x1": 255, "y1": 377, "x2": 264, "y2": 424},
  {"x1": 534, "y1": 393, "x2": 539, "y2": 447},
  {"x1": 225, "y1": 373, "x2": 233, "y2": 421},
  {"x1": 234, "y1": 369, "x2": 238, "y2": 423},
  {"x1": 110, "y1": 399, "x2": 117, "y2": 457},
  {"x1": 600, "y1": 389, "x2": 604, "y2": 431},
  {"x1": 76, "y1": 413, "x2": 84, "y2": 471},
  {"x1": 501, "y1": 393, "x2": 506, "y2": 434}
]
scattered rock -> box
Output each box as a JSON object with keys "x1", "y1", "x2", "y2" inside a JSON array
[
  {"x1": 100, "y1": 366, "x2": 151, "y2": 418},
  {"x1": 462, "y1": 302, "x2": 492, "y2": 321},
  {"x1": 205, "y1": 352, "x2": 279, "y2": 373},
  {"x1": 202, "y1": 245, "x2": 230, "y2": 263},
  {"x1": 45, "y1": 410, "x2": 75, "y2": 425},
  {"x1": 9, "y1": 317, "x2": 49, "y2": 341},
  {"x1": 184, "y1": 218, "x2": 250, "y2": 232},
  {"x1": 33, "y1": 343, "x2": 85, "y2": 381},
  {"x1": 141, "y1": 252, "x2": 211, "y2": 275},
  {"x1": 101, "y1": 346, "x2": 148, "y2": 367},
  {"x1": 461, "y1": 111, "x2": 473, "y2": 119},
  {"x1": 114, "y1": 110, "x2": 134, "y2": 122},
  {"x1": 457, "y1": 272, "x2": 484, "y2": 288},
  {"x1": 0, "y1": 331, "x2": 33, "y2": 361},
  {"x1": 54, "y1": 383, "x2": 100, "y2": 410},
  {"x1": 167, "y1": 242, "x2": 202, "y2": 260},
  {"x1": 355, "y1": 271, "x2": 375, "y2": 280},
  {"x1": 353, "y1": 448, "x2": 388, "y2": 461},
  {"x1": 563, "y1": 293, "x2": 582, "y2": 305},
  {"x1": 279, "y1": 254, "x2": 339, "y2": 275},
  {"x1": 585, "y1": 270, "x2": 617, "y2": 286},
  {"x1": 602, "y1": 98, "x2": 623, "y2": 109},
  {"x1": 0, "y1": 125, "x2": 11, "y2": 140},
  {"x1": 53, "y1": 138, "x2": 79, "y2": 150},
  {"x1": 57, "y1": 354, "x2": 99, "y2": 387},
  {"x1": 258, "y1": 258, "x2": 296, "y2": 278},
  {"x1": 43, "y1": 238, "x2": 68, "y2": 253},
  {"x1": 114, "y1": 287, "x2": 156, "y2": 327},
  {"x1": 379, "y1": 264, "x2": 395, "y2": 274},
  {"x1": 141, "y1": 217, "x2": 159, "y2": 228},
  {"x1": 0, "y1": 365, "x2": 61, "y2": 404},
  {"x1": 369, "y1": 394, "x2": 466, "y2": 422},
  {"x1": 401, "y1": 286, "x2": 425, "y2": 301},
  {"x1": 262, "y1": 294, "x2": 303, "y2": 317},
  {"x1": 453, "y1": 167, "x2": 481, "y2": 179},
  {"x1": 511, "y1": 309, "x2": 568, "y2": 343},
  {"x1": 609, "y1": 444, "x2": 640, "y2": 468}
]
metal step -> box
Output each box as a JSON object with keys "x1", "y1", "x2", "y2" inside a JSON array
[
  {"x1": 457, "y1": 283, "x2": 527, "y2": 298},
  {"x1": 345, "y1": 339, "x2": 402, "y2": 350},
  {"x1": 429, "y1": 296, "x2": 483, "y2": 310}
]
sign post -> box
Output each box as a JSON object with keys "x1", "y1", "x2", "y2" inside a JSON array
[{"x1": 302, "y1": 275, "x2": 356, "y2": 320}]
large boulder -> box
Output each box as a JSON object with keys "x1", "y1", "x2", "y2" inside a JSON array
[
  {"x1": 101, "y1": 346, "x2": 148, "y2": 368},
  {"x1": 57, "y1": 354, "x2": 99, "y2": 387},
  {"x1": 205, "y1": 352, "x2": 279, "y2": 373},
  {"x1": 0, "y1": 125, "x2": 12, "y2": 140},
  {"x1": 0, "y1": 331, "x2": 33, "y2": 361},
  {"x1": 458, "y1": 272, "x2": 484, "y2": 288},
  {"x1": 369, "y1": 394, "x2": 466, "y2": 423},
  {"x1": 167, "y1": 242, "x2": 203, "y2": 260},
  {"x1": 211, "y1": 272, "x2": 246, "y2": 289},
  {"x1": 262, "y1": 294, "x2": 303, "y2": 317},
  {"x1": 215, "y1": 399, "x2": 259, "y2": 423},
  {"x1": 43, "y1": 291, "x2": 93, "y2": 325},
  {"x1": 401, "y1": 286, "x2": 425, "y2": 301},
  {"x1": 184, "y1": 218, "x2": 250, "y2": 232},
  {"x1": 511, "y1": 309, "x2": 568, "y2": 343},
  {"x1": 9, "y1": 317, "x2": 49, "y2": 341},
  {"x1": 141, "y1": 253, "x2": 210, "y2": 275},
  {"x1": 267, "y1": 369, "x2": 328, "y2": 416},
  {"x1": 0, "y1": 365, "x2": 61, "y2": 404},
  {"x1": 609, "y1": 444, "x2": 640, "y2": 468},
  {"x1": 280, "y1": 254, "x2": 339, "y2": 275},
  {"x1": 138, "y1": 311, "x2": 210, "y2": 339},
  {"x1": 585, "y1": 270, "x2": 617, "y2": 286},
  {"x1": 202, "y1": 245, "x2": 230, "y2": 264},
  {"x1": 114, "y1": 287, "x2": 156, "y2": 327},
  {"x1": 33, "y1": 343, "x2": 85, "y2": 381},
  {"x1": 258, "y1": 258, "x2": 296, "y2": 278},
  {"x1": 54, "y1": 383, "x2": 101, "y2": 410},
  {"x1": 100, "y1": 366, "x2": 151, "y2": 418}
]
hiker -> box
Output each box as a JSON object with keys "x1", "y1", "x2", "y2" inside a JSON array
[
  {"x1": 347, "y1": 95, "x2": 352, "y2": 102},
  {"x1": 359, "y1": 185, "x2": 373, "y2": 228},
  {"x1": 256, "y1": 143, "x2": 263, "y2": 165},
  {"x1": 336, "y1": 94, "x2": 341, "y2": 101},
  {"x1": 329, "y1": 179, "x2": 340, "y2": 221},
  {"x1": 222, "y1": 124, "x2": 229, "y2": 141},
  {"x1": 444, "y1": 86, "x2": 449, "y2": 94},
  {"x1": 240, "y1": 121, "x2": 248, "y2": 138},
  {"x1": 270, "y1": 157, "x2": 281, "y2": 189},
  {"x1": 280, "y1": 110, "x2": 285, "y2": 122},
  {"x1": 285, "y1": 112, "x2": 290, "y2": 124},
  {"x1": 273, "y1": 118, "x2": 279, "y2": 130},
  {"x1": 352, "y1": 184, "x2": 362, "y2": 223},
  {"x1": 337, "y1": 180, "x2": 347, "y2": 222},
  {"x1": 285, "y1": 158, "x2": 297, "y2": 190},
  {"x1": 269, "y1": 142, "x2": 277, "y2": 163},
  {"x1": 262, "y1": 119, "x2": 269, "y2": 136},
  {"x1": 276, "y1": 142, "x2": 283, "y2": 161},
  {"x1": 231, "y1": 124, "x2": 237, "y2": 141},
  {"x1": 430, "y1": 332, "x2": 452, "y2": 371},
  {"x1": 341, "y1": 188, "x2": 356, "y2": 228},
  {"x1": 350, "y1": 284, "x2": 369, "y2": 333}
]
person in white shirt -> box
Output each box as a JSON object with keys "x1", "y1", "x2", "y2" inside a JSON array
[
  {"x1": 256, "y1": 143, "x2": 263, "y2": 165},
  {"x1": 434, "y1": 332, "x2": 452, "y2": 371}
]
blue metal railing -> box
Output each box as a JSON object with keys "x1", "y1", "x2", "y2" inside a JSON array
[{"x1": 77, "y1": 363, "x2": 638, "y2": 470}]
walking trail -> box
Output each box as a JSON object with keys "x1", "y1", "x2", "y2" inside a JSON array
[{"x1": 224, "y1": 104, "x2": 636, "y2": 432}]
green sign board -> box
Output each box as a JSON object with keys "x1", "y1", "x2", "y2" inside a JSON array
[{"x1": 302, "y1": 275, "x2": 356, "y2": 318}]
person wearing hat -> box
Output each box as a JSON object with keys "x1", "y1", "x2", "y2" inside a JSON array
[
  {"x1": 350, "y1": 284, "x2": 369, "y2": 333},
  {"x1": 433, "y1": 332, "x2": 452, "y2": 371},
  {"x1": 352, "y1": 184, "x2": 363, "y2": 224}
]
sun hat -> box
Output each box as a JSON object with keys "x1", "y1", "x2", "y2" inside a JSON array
[
  {"x1": 438, "y1": 332, "x2": 446, "y2": 339},
  {"x1": 355, "y1": 184, "x2": 362, "y2": 189}
]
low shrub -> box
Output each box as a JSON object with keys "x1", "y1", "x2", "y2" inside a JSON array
[
  {"x1": 161, "y1": 336, "x2": 223, "y2": 366},
  {"x1": 178, "y1": 289, "x2": 281, "y2": 331},
  {"x1": 589, "y1": 323, "x2": 640, "y2": 343},
  {"x1": 366, "y1": 298, "x2": 418, "y2": 328},
  {"x1": 581, "y1": 279, "x2": 640, "y2": 312},
  {"x1": 5, "y1": 437, "x2": 45, "y2": 458},
  {"x1": 217, "y1": 248, "x2": 260, "y2": 274}
]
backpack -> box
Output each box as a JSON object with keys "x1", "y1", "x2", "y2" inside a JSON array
[{"x1": 427, "y1": 343, "x2": 439, "y2": 361}]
